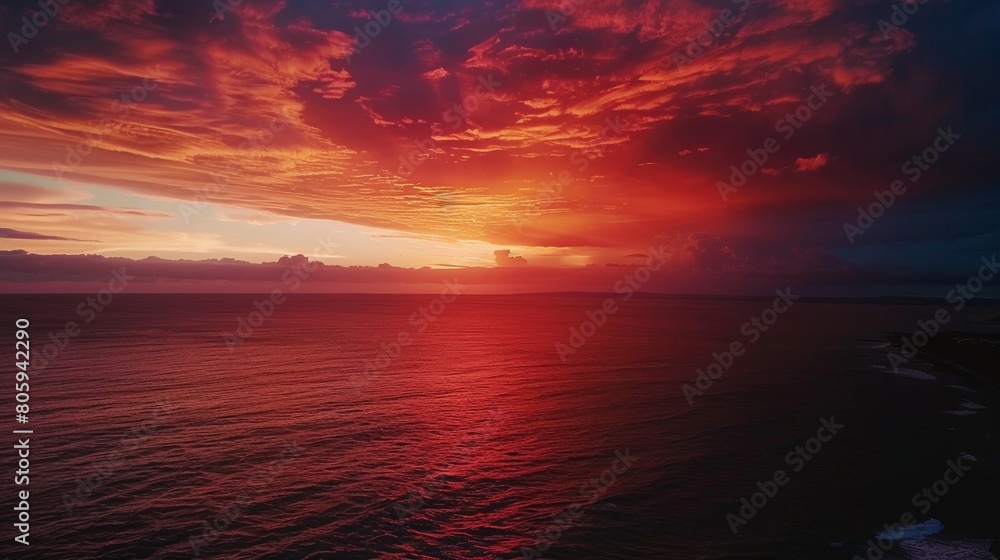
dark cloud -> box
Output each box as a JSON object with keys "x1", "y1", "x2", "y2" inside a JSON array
[
  {"x1": 494, "y1": 249, "x2": 528, "y2": 267},
  {"x1": 0, "y1": 229, "x2": 93, "y2": 242},
  {"x1": 1, "y1": 201, "x2": 171, "y2": 217}
]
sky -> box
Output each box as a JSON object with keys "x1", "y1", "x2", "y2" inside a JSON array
[{"x1": 0, "y1": 0, "x2": 998, "y2": 293}]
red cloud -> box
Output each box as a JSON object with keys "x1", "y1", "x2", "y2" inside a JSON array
[
  {"x1": 0, "y1": 0, "x2": 978, "y2": 270},
  {"x1": 794, "y1": 153, "x2": 830, "y2": 172}
]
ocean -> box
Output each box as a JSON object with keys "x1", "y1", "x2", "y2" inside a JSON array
[{"x1": 2, "y1": 294, "x2": 998, "y2": 559}]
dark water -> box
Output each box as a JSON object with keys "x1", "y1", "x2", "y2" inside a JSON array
[{"x1": 1, "y1": 294, "x2": 998, "y2": 559}]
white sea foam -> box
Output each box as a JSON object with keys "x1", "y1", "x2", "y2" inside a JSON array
[
  {"x1": 875, "y1": 518, "x2": 944, "y2": 541},
  {"x1": 947, "y1": 384, "x2": 976, "y2": 393},
  {"x1": 872, "y1": 365, "x2": 937, "y2": 380},
  {"x1": 960, "y1": 400, "x2": 987, "y2": 410}
]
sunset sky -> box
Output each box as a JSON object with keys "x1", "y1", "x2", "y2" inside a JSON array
[{"x1": 1, "y1": 0, "x2": 997, "y2": 293}]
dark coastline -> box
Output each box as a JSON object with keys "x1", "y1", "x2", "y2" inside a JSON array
[
  {"x1": 879, "y1": 329, "x2": 1000, "y2": 559},
  {"x1": 888, "y1": 330, "x2": 1000, "y2": 388},
  {"x1": 792, "y1": 329, "x2": 1000, "y2": 559}
]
